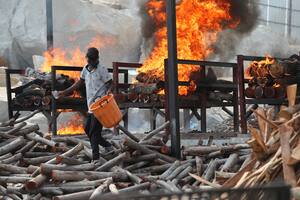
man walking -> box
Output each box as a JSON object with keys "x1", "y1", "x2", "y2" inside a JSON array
[{"x1": 59, "y1": 47, "x2": 113, "y2": 162}]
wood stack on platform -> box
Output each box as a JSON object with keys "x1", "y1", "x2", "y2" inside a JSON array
[{"x1": 1, "y1": 105, "x2": 300, "y2": 199}]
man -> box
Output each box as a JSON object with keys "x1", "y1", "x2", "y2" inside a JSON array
[{"x1": 59, "y1": 47, "x2": 113, "y2": 162}]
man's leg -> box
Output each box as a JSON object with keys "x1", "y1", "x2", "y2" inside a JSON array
[
  {"x1": 90, "y1": 114, "x2": 112, "y2": 148},
  {"x1": 85, "y1": 113, "x2": 101, "y2": 160}
]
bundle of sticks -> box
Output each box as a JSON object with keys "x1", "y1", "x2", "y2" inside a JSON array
[
  {"x1": 12, "y1": 68, "x2": 76, "y2": 108},
  {"x1": 226, "y1": 105, "x2": 300, "y2": 197}
]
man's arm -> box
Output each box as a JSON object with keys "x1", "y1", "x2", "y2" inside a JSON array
[{"x1": 59, "y1": 79, "x2": 85, "y2": 97}]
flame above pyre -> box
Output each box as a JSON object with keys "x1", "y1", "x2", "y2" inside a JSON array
[
  {"x1": 57, "y1": 113, "x2": 85, "y2": 135},
  {"x1": 138, "y1": 0, "x2": 240, "y2": 95}
]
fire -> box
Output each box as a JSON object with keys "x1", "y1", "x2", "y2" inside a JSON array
[
  {"x1": 246, "y1": 56, "x2": 275, "y2": 78},
  {"x1": 40, "y1": 35, "x2": 116, "y2": 79},
  {"x1": 57, "y1": 113, "x2": 85, "y2": 135},
  {"x1": 138, "y1": 0, "x2": 239, "y2": 95}
]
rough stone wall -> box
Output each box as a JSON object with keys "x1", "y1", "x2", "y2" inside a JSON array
[{"x1": 0, "y1": 0, "x2": 143, "y2": 69}]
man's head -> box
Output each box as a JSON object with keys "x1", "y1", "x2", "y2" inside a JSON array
[{"x1": 86, "y1": 47, "x2": 99, "y2": 67}]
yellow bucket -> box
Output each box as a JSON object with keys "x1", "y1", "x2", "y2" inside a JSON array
[{"x1": 89, "y1": 94, "x2": 122, "y2": 128}]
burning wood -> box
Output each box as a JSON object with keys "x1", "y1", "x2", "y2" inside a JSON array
[{"x1": 245, "y1": 55, "x2": 300, "y2": 99}]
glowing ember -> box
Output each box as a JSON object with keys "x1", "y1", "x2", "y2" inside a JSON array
[
  {"x1": 57, "y1": 113, "x2": 85, "y2": 135},
  {"x1": 138, "y1": 0, "x2": 239, "y2": 95}
]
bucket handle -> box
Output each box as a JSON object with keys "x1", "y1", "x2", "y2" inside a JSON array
[{"x1": 100, "y1": 100, "x2": 109, "y2": 107}]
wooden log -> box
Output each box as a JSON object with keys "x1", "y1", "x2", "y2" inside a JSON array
[
  {"x1": 279, "y1": 104, "x2": 300, "y2": 120},
  {"x1": 252, "y1": 108, "x2": 279, "y2": 128},
  {"x1": 125, "y1": 161, "x2": 149, "y2": 171},
  {"x1": 53, "y1": 189, "x2": 94, "y2": 200},
  {"x1": 275, "y1": 85, "x2": 286, "y2": 98},
  {"x1": 254, "y1": 86, "x2": 264, "y2": 99},
  {"x1": 109, "y1": 184, "x2": 119, "y2": 194},
  {"x1": 264, "y1": 86, "x2": 275, "y2": 98},
  {"x1": 223, "y1": 158, "x2": 257, "y2": 187},
  {"x1": 22, "y1": 155, "x2": 56, "y2": 165},
  {"x1": 126, "y1": 153, "x2": 157, "y2": 164},
  {"x1": 139, "y1": 138, "x2": 165, "y2": 146},
  {"x1": 245, "y1": 87, "x2": 255, "y2": 98},
  {"x1": 118, "y1": 182, "x2": 151, "y2": 193},
  {"x1": 24, "y1": 152, "x2": 55, "y2": 158},
  {"x1": 175, "y1": 165, "x2": 193, "y2": 180},
  {"x1": 166, "y1": 163, "x2": 191, "y2": 181},
  {"x1": 40, "y1": 163, "x2": 96, "y2": 175},
  {"x1": 89, "y1": 178, "x2": 113, "y2": 200},
  {"x1": 220, "y1": 153, "x2": 239, "y2": 172},
  {"x1": 123, "y1": 137, "x2": 175, "y2": 163},
  {"x1": 287, "y1": 84, "x2": 297, "y2": 106},
  {"x1": 13, "y1": 125, "x2": 40, "y2": 136},
  {"x1": 203, "y1": 159, "x2": 219, "y2": 181},
  {"x1": 155, "y1": 180, "x2": 181, "y2": 193},
  {"x1": 254, "y1": 108, "x2": 266, "y2": 137},
  {"x1": 27, "y1": 165, "x2": 39, "y2": 174},
  {"x1": 25, "y1": 132, "x2": 57, "y2": 148},
  {"x1": 280, "y1": 125, "x2": 297, "y2": 187},
  {"x1": 0, "y1": 153, "x2": 12, "y2": 160},
  {"x1": 3, "y1": 122, "x2": 27, "y2": 135},
  {"x1": 0, "y1": 176, "x2": 31, "y2": 183},
  {"x1": 14, "y1": 110, "x2": 41, "y2": 124},
  {"x1": 45, "y1": 179, "x2": 108, "y2": 188},
  {"x1": 133, "y1": 164, "x2": 172, "y2": 174},
  {"x1": 183, "y1": 144, "x2": 249, "y2": 156},
  {"x1": 25, "y1": 175, "x2": 48, "y2": 191},
  {"x1": 117, "y1": 125, "x2": 140, "y2": 142},
  {"x1": 53, "y1": 137, "x2": 91, "y2": 148},
  {"x1": 27, "y1": 143, "x2": 84, "y2": 190},
  {"x1": 58, "y1": 155, "x2": 88, "y2": 165},
  {"x1": 195, "y1": 156, "x2": 203, "y2": 176},
  {"x1": 96, "y1": 152, "x2": 129, "y2": 171},
  {"x1": 51, "y1": 170, "x2": 128, "y2": 182},
  {"x1": 160, "y1": 161, "x2": 180, "y2": 179},
  {"x1": 140, "y1": 121, "x2": 170, "y2": 142},
  {"x1": 0, "y1": 185, "x2": 22, "y2": 200},
  {"x1": 189, "y1": 173, "x2": 221, "y2": 188},
  {"x1": 0, "y1": 118, "x2": 16, "y2": 127},
  {"x1": 16, "y1": 140, "x2": 36, "y2": 154},
  {"x1": 0, "y1": 136, "x2": 26, "y2": 156},
  {"x1": 0, "y1": 152, "x2": 22, "y2": 164},
  {"x1": 0, "y1": 164, "x2": 27, "y2": 174}
]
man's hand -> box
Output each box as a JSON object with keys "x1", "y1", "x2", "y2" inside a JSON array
[{"x1": 58, "y1": 91, "x2": 66, "y2": 98}]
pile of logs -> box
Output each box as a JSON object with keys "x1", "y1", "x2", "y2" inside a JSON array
[
  {"x1": 245, "y1": 55, "x2": 300, "y2": 99},
  {"x1": 12, "y1": 68, "x2": 76, "y2": 108},
  {"x1": 2, "y1": 104, "x2": 300, "y2": 199}
]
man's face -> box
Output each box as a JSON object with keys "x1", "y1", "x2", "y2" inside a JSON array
[{"x1": 86, "y1": 57, "x2": 98, "y2": 67}]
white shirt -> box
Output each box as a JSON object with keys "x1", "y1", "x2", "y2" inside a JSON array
[{"x1": 80, "y1": 63, "x2": 112, "y2": 111}]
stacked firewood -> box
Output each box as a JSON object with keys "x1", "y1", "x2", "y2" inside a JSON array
[
  {"x1": 2, "y1": 105, "x2": 300, "y2": 199},
  {"x1": 223, "y1": 105, "x2": 300, "y2": 196},
  {"x1": 245, "y1": 55, "x2": 300, "y2": 99},
  {"x1": 12, "y1": 68, "x2": 76, "y2": 108},
  {"x1": 0, "y1": 111, "x2": 253, "y2": 199}
]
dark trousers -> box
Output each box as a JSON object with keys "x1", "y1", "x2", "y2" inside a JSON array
[{"x1": 84, "y1": 113, "x2": 111, "y2": 160}]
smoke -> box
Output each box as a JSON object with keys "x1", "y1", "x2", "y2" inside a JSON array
[{"x1": 212, "y1": 0, "x2": 260, "y2": 60}]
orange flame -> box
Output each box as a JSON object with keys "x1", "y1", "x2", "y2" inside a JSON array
[
  {"x1": 57, "y1": 113, "x2": 85, "y2": 135},
  {"x1": 138, "y1": 0, "x2": 239, "y2": 95},
  {"x1": 246, "y1": 56, "x2": 275, "y2": 78},
  {"x1": 40, "y1": 35, "x2": 116, "y2": 79}
]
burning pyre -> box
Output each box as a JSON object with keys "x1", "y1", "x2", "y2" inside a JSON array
[
  {"x1": 245, "y1": 55, "x2": 300, "y2": 99},
  {"x1": 13, "y1": 0, "x2": 244, "y2": 134},
  {"x1": 138, "y1": 0, "x2": 240, "y2": 95}
]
